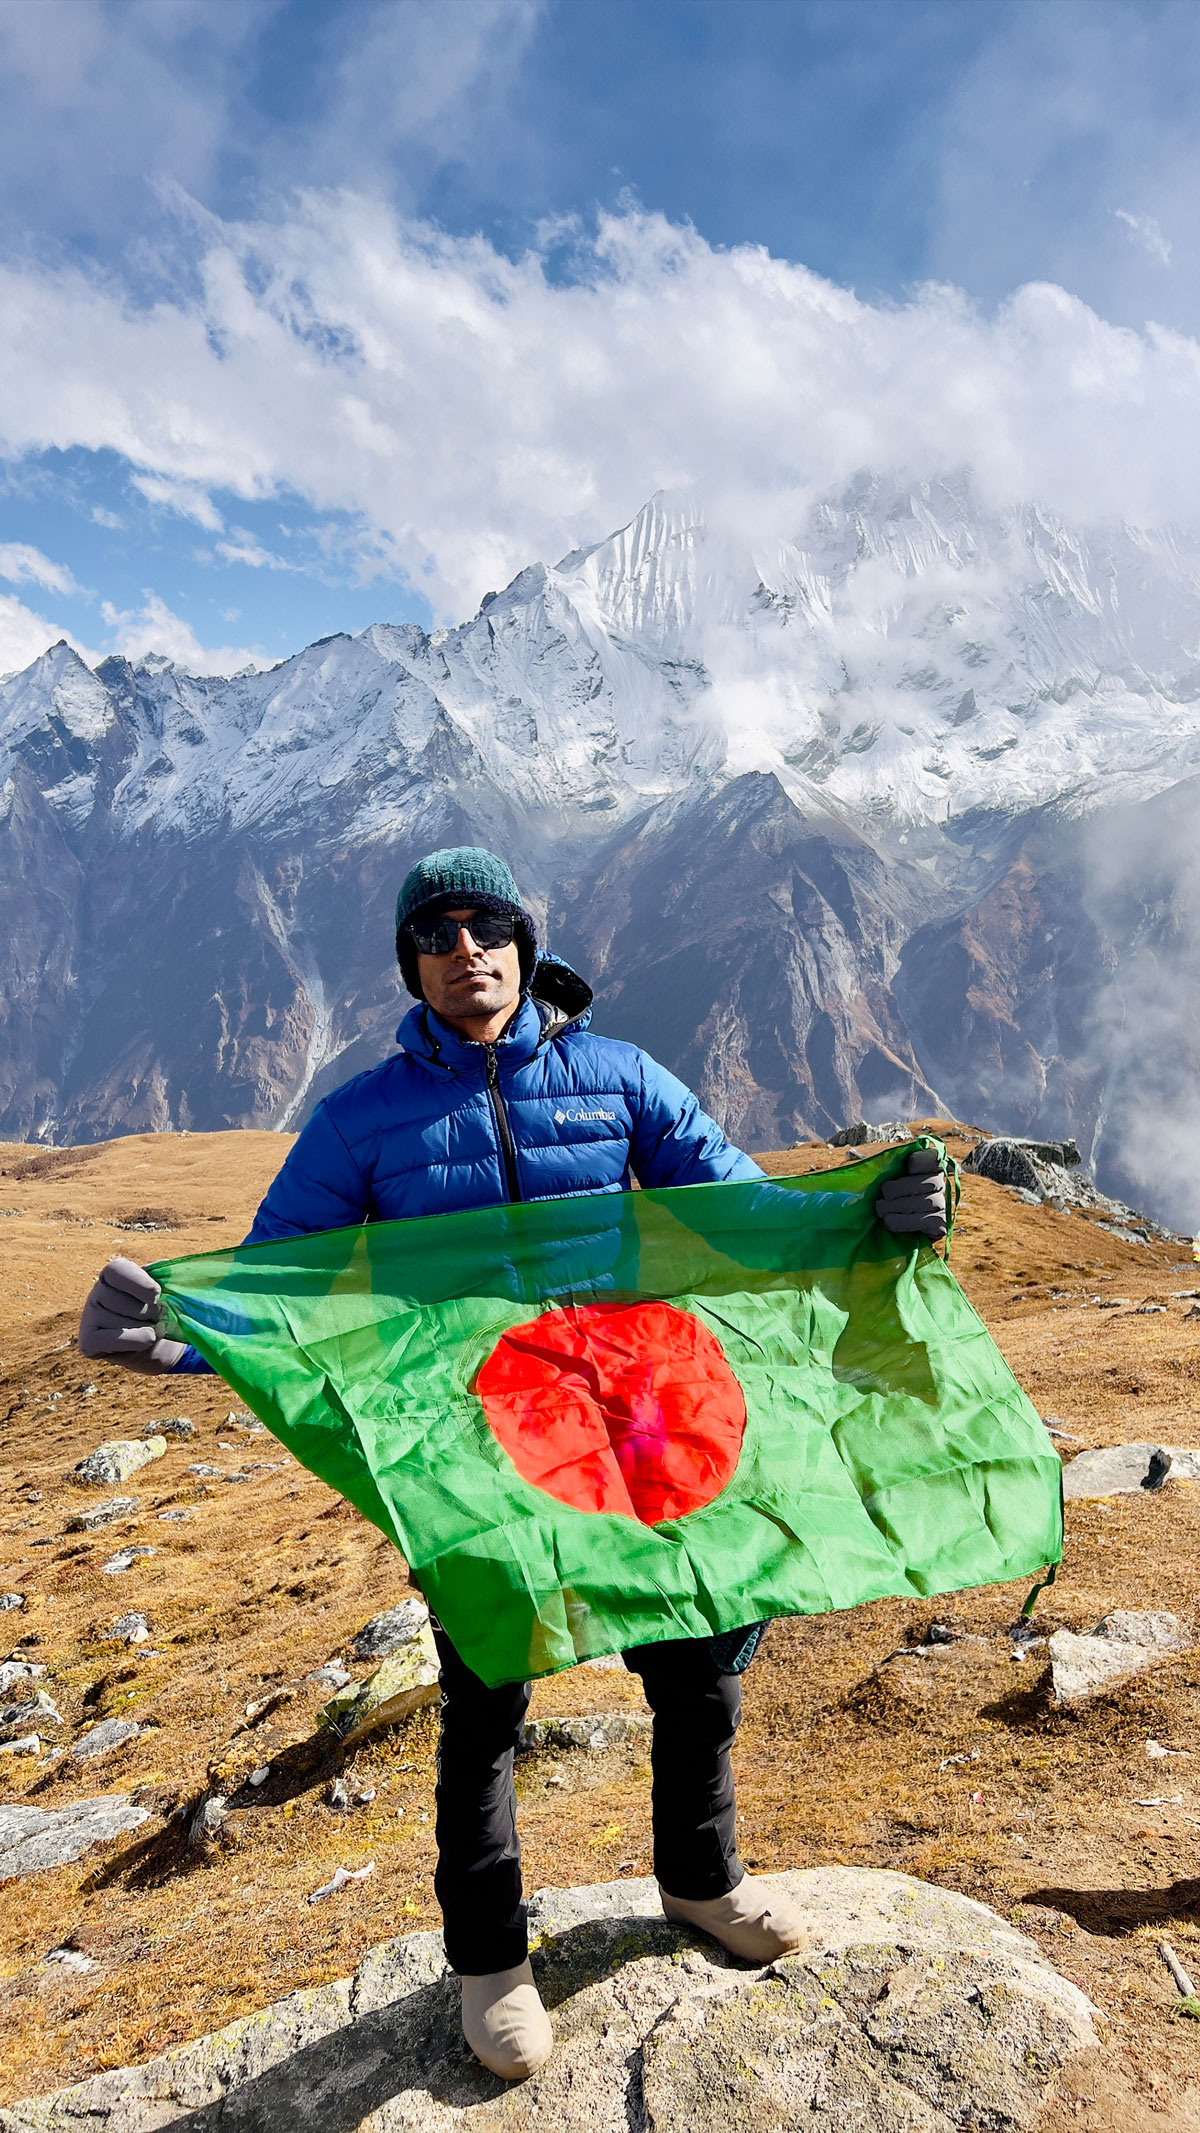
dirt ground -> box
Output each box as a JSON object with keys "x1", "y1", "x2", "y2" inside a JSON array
[{"x1": 1, "y1": 1123, "x2": 1199, "y2": 2127}]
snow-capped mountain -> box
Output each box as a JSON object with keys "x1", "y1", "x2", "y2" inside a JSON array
[{"x1": 2, "y1": 475, "x2": 1199, "y2": 1228}]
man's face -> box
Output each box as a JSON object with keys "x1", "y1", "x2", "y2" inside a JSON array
[{"x1": 417, "y1": 908, "x2": 522, "y2": 1026}]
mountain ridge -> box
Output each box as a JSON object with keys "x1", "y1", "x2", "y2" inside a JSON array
[{"x1": 2, "y1": 475, "x2": 1198, "y2": 1227}]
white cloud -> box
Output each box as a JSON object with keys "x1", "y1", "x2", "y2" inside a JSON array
[
  {"x1": 1115, "y1": 208, "x2": 1172, "y2": 265},
  {"x1": 90, "y1": 505, "x2": 123, "y2": 529},
  {"x1": 98, "y1": 593, "x2": 268, "y2": 674},
  {"x1": 130, "y1": 472, "x2": 224, "y2": 531},
  {"x1": 0, "y1": 542, "x2": 81, "y2": 597},
  {"x1": 5, "y1": 193, "x2": 1200, "y2": 622},
  {"x1": 215, "y1": 530, "x2": 291, "y2": 569},
  {"x1": 0, "y1": 592, "x2": 84, "y2": 676}
]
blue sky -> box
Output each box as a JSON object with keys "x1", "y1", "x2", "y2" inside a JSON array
[{"x1": 1, "y1": 0, "x2": 1198, "y2": 674}]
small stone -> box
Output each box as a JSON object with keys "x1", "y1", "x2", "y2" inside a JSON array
[
  {"x1": 226, "y1": 1410, "x2": 266, "y2": 1433},
  {"x1": 0, "y1": 1734, "x2": 40, "y2": 1756},
  {"x1": 352, "y1": 1787, "x2": 377, "y2": 1806},
  {"x1": 73, "y1": 1438, "x2": 167, "y2": 1488},
  {"x1": 328, "y1": 1778, "x2": 350, "y2": 1810},
  {"x1": 106, "y1": 1613, "x2": 150, "y2": 1645},
  {"x1": 0, "y1": 1594, "x2": 25, "y2": 1611},
  {"x1": 349, "y1": 1598, "x2": 430, "y2": 1662},
  {"x1": 518, "y1": 1714, "x2": 654, "y2": 1755},
  {"x1": 81, "y1": 1384, "x2": 95, "y2": 1396},
  {"x1": 0, "y1": 1689, "x2": 62, "y2": 1736},
  {"x1": 188, "y1": 1793, "x2": 230, "y2": 1846},
  {"x1": 101, "y1": 1546, "x2": 155, "y2": 1576},
  {"x1": 65, "y1": 1496, "x2": 140, "y2": 1532},
  {"x1": 248, "y1": 1765, "x2": 271, "y2": 1788},
  {"x1": 157, "y1": 1508, "x2": 193, "y2": 1522},
  {"x1": 187, "y1": 1464, "x2": 223, "y2": 1478},
  {"x1": 146, "y1": 1415, "x2": 194, "y2": 1440},
  {"x1": 307, "y1": 1661, "x2": 353, "y2": 1690},
  {"x1": 71, "y1": 1718, "x2": 141, "y2": 1762},
  {"x1": 221, "y1": 1471, "x2": 251, "y2": 1484},
  {"x1": 45, "y1": 1944, "x2": 98, "y2": 1973}
]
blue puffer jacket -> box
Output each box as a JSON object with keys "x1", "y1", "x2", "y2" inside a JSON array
[{"x1": 172, "y1": 958, "x2": 762, "y2": 1372}]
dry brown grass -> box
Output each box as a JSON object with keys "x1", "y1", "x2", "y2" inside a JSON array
[{"x1": 0, "y1": 1123, "x2": 1198, "y2": 2128}]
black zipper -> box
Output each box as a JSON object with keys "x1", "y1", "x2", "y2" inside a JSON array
[{"x1": 484, "y1": 1046, "x2": 522, "y2": 1201}]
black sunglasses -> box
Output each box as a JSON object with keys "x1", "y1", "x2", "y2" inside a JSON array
[{"x1": 407, "y1": 909, "x2": 517, "y2": 956}]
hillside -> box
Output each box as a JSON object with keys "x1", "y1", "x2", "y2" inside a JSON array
[{"x1": 0, "y1": 1129, "x2": 1199, "y2": 2126}]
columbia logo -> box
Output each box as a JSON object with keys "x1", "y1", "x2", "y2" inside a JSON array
[{"x1": 554, "y1": 1105, "x2": 616, "y2": 1126}]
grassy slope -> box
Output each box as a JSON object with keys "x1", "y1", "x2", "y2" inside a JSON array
[{"x1": 0, "y1": 1125, "x2": 1198, "y2": 2127}]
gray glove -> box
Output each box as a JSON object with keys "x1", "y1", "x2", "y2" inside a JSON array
[
  {"x1": 78, "y1": 1256, "x2": 186, "y2": 1375},
  {"x1": 875, "y1": 1147, "x2": 948, "y2": 1239}
]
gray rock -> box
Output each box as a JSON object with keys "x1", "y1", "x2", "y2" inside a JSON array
[
  {"x1": 0, "y1": 1660, "x2": 45, "y2": 1695},
  {"x1": 320, "y1": 1621, "x2": 440, "y2": 1746},
  {"x1": 187, "y1": 1463, "x2": 223, "y2": 1478},
  {"x1": 64, "y1": 1496, "x2": 139, "y2": 1531},
  {"x1": 0, "y1": 1736, "x2": 40, "y2": 1757},
  {"x1": 307, "y1": 1661, "x2": 353, "y2": 1690},
  {"x1": 0, "y1": 1867, "x2": 1096, "y2": 2131},
  {"x1": 105, "y1": 1613, "x2": 150, "y2": 1645},
  {"x1": 1162, "y1": 1445, "x2": 1200, "y2": 1482},
  {"x1": 327, "y1": 1778, "x2": 350, "y2": 1811},
  {"x1": 518, "y1": 1715, "x2": 653, "y2": 1755},
  {"x1": 349, "y1": 1599, "x2": 430, "y2": 1662},
  {"x1": 0, "y1": 1594, "x2": 25, "y2": 1612},
  {"x1": 188, "y1": 1793, "x2": 230, "y2": 1846},
  {"x1": 100, "y1": 1546, "x2": 155, "y2": 1576},
  {"x1": 1062, "y1": 1443, "x2": 1172, "y2": 1498},
  {"x1": 73, "y1": 1437, "x2": 166, "y2": 1488},
  {"x1": 1049, "y1": 1609, "x2": 1190, "y2": 1703},
  {"x1": 145, "y1": 1415, "x2": 194, "y2": 1440},
  {"x1": 226, "y1": 1410, "x2": 267, "y2": 1434},
  {"x1": 0, "y1": 1690, "x2": 61, "y2": 1737},
  {"x1": 71, "y1": 1718, "x2": 141, "y2": 1762},
  {"x1": 964, "y1": 1139, "x2": 1045, "y2": 1194},
  {"x1": 830, "y1": 1119, "x2": 910, "y2": 1147},
  {"x1": 0, "y1": 1794, "x2": 149, "y2": 1881}
]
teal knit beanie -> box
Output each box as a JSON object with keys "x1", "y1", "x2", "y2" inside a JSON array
[
  {"x1": 394, "y1": 846, "x2": 538, "y2": 1000},
  {"x1": 395, "y1": 847, "x2": 524, "y2": 930}
]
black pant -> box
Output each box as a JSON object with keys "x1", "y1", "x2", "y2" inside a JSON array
[{"x1": 432, "y1": 1624, "x2": 744, "y2": 1975}]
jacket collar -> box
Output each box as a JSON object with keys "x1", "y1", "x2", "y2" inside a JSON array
[{"x1": 395, "y1": 955, "x2": 593, "y2": 1071}]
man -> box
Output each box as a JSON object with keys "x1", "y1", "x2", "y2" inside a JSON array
[{"x1": 80, "y1": 845, "x2": 945, "y2": 2082}]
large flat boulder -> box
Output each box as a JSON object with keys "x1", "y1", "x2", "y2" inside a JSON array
[
  {"x1": 0, "y1": 1867, "x2": 1096, "y2": 2131},
  {"x1": 0, "y1": 1795, "x2": 149, "y2": 1881}
]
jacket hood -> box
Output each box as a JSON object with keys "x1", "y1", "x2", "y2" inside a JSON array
[{"x1": 395, "y1": 953, "x2": 593, "y2": 1066}]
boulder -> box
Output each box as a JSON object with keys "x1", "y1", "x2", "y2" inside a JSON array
[
  {"x1": 70, "y1": 1718, "x2": 141, "y2": 1763},
  {"x1": 349, "y1": 1598, "x2": 430, "y2": 1662},
  {"x1": 64, "y1": 1497, "x2": 139, "y2": 1532},
  {"x1": 1062, "y1": 1443, "x2": 1171, "y2": 1498},
  {"x1": 73, "y1": 1438, "x2": 166, "y2": 1488},
  {"x1": 518, "y1": 1715, "x2": 652, "y2": 1755},
  {"x1": 964, "y1": 1140, "x2": 1045, "y2": 1194},
  {"x1": 0, "y1": 1868, "x2": 1096, "y2": 2131},
  {"x1": 320, "y1": 1621, "x2": 440, "y2": 1746},
  {"x1": 1049, "y1": 1609, "x2": 1190, "y2": 1703},
  {"x1": 0, "y1": 1795, "x2": 148, "y2": 1881}
]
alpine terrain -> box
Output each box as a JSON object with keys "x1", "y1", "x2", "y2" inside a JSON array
[{"x1": 2, "y1": 473, "x2": 1199, "y2": 1228}]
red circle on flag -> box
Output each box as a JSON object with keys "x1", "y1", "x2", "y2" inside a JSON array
[{"x1": 476, "y1": 1299, "x2": 746, "y2": 1526}]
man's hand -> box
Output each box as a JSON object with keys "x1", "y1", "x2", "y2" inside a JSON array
[
  {"x1": 875, "y1": 1147, "x2": 948, "y2": 1240},
  {"x1": 78, "y1": 1257, "x2": 186, "y2": 1375}
]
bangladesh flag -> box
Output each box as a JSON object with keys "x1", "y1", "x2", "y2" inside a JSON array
[{"x1": 151, "y1": 1141, "x2": 1062, "y2": 1688}]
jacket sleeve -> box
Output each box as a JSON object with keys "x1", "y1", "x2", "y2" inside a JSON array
[
  {"x1": 243, "y1": 1099, "x2": 372, "y2": 1243},
  {"x1": 629, "y1": 1052, "x2": 765, "y2": 1188}
]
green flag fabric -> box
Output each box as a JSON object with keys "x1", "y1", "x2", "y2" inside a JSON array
[{"x1": 152, "y1": 1140, "x2": 1062, "y2": 1688}]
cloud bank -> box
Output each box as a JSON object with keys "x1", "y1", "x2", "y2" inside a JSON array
[{"x1": 4, "y1": 193, "x2": 1200, "y2": 627}]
